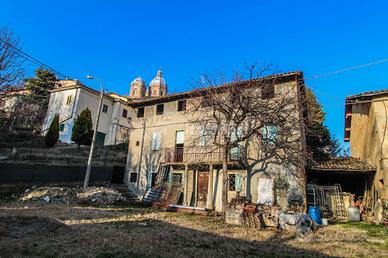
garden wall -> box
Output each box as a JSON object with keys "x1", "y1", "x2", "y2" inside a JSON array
[{"x1": 0, "y1": 163, "x2": 125, "y2": 184}]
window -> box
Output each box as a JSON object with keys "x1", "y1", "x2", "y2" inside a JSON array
[
  {"x1": 122, "y1": 109, "x2": 128, "y2": 118},
  {"x1": 130, "y1": 172, "x2": 138, "y2": 183},
  {"x1": 261, "y1": 84, "x2": 275, "y2": 99},
  {"x1": 156, "y1": 104, "x2": 164, "y2": 115},
  {"x1": 175, "y1": 130, "x2": 185, "y2": 145},
  {"x1": 229, "y1": 174, "x2": 236, "y2": 191},
  {"x1": 136, "y1": 141, "x2": 140, "y2": 146},
  {"x1": 102, "y1": 104, "x2": 108, "y2": 113},
  {"x1": 137, "y1": 107, "x2": 145, "y2": 118},
  {"x1": 151, "y1": 132, "x2": 161, "y2": 151},
  {"x1": 59, "y1": 123, "x2": 65, "y2": 131},
  {"x1": 160, "y1": 90, "x2": 164, "y2": 95},
  {"x1": 133, "y1": 88, "x2": 137, "y2": 96},
  {"x1": 172, "y1": 173, "x2": 183, "y2": 183},
  {"x1": 201, "y1": 96, "x2": 211, "y2": 108},
  {"x1": 177, "y1": 100, "x2": 186, "y2": 112},
  {"x1": 199, "y1": 127, "x2": 212, "y2": 146},
  {"x1": 96, "y1": 132, "x2": 106, "y2": 145},
  {"x1": 262, "y1": 125, "x2": 278, "y2": 143},
  {"x1": 66, "y1": 95, "x2": 72, "y2": 105},
  {"x1": 229, "y1": 126, "x2": 243, "y2": 160}
]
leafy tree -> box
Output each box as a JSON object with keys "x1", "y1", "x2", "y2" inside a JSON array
[
  {"x1": 25, "y1": 67, "x2": 58, "y2": 106},
  {"x1": 305, "y1": 88, "x2": 340, "y2": 160},
  {"x1": 71, "y1": 108, "x2": 93, "y2": 148},
  {"x1": 45, "y1": 114, "x2": 59, "y2": 147}
]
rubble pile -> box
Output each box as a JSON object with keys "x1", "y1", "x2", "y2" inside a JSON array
[
  {"x1": 77, "y1": 187, "x2": 127, "y2": 205},
  {"x1": 20, "y1": 186, "x2": 76, "y2": 204},
  {"x1": 18, "y1": 186, "x2": 127, "y2": 206}
]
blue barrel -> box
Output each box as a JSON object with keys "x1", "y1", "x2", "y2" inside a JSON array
[{"x1": 308, "y1": 206, "x2": 322, "y2": 225}]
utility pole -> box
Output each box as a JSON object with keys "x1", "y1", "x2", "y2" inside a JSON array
[
  {"x1": 83, "y1": 76, "x2": 104, "y2": 189},
  {"x1": 136, "y1": 118, "x2": 146, "y2": 188}
]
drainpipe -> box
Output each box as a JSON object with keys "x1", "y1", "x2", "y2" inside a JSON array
[{"x1": 136, "y1": 118, "x2": 146, "y2": 188}]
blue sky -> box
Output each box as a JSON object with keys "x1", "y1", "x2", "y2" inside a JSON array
[{"x1": 2, "y1": 1, "x2": 388, "y2": 147}]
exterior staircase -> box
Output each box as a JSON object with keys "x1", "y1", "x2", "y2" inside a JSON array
[{"x1": 111, "y1": 184, "x2": 139, "y2": 203}]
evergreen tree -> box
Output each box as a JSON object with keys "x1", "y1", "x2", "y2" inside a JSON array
[
  {"x1": 305, "y1": 88, "x2": 340, "y2": 160},
  {"x1": 45, "y1": 114, "x2": 59, "y2": 147},
  {"x1": 71, "y1": 108, "x2": 93, "y2": 148},
  {"x1": 25, "y1": 67, "x2": 58, "y2": 106}
]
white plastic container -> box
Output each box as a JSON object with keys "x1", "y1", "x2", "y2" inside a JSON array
[
  {"x1": 321, "y1": 218, "x2": 328, "y2": 226},
  {"x1": 348, "y1": 206, "x2": 361, "y2": 221}
]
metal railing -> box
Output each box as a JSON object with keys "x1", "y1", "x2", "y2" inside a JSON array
[{"x1": 164, "y1": 146, "x2": 243, "y2": 164}]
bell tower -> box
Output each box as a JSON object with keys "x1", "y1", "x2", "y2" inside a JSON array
[{"x1": 129, "y1": 76, "x2": 146, "y2": 98}]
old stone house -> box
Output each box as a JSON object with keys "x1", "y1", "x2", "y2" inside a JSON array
[
  {"x1": 125, "y1": 71, "x2": 307, "y2": 212},
  {"x1": 344, "y1": 90, "x2": 388, "y2": 221},
  {"x1": 41, "y1": 69, "x2": 308, "y2": 212}
]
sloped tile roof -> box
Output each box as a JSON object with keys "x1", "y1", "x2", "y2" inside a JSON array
[
  {"x1": 308, "y1": 157, "x2": 375, "y2": 172},
  {"x1": 346, "y1": 89, "x2": 388, "y2": 101},
  {"x1": 130, "y1": 71, "x2": 303, "y2": 107}
]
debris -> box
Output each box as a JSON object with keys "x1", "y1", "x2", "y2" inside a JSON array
[
  {"x1": 17, "y1": 186, "x2": 127, "y2": 206},
  {"x1": 279, "y1": 211, "x2": 316, "y2": 232}
]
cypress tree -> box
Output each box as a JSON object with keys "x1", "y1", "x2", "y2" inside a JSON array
[
  {"x1": 71, "y1": 108, "x2": 93, "y2": 148},
  {"x1": 45, "y1": 114, "x2": 59, "y2": 147},
  {"x1": 305, "y1": 88, "x2": 340, "y2": 160}
]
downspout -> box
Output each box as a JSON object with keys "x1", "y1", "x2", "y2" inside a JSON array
[
  {"x1": 296, "y1": 74, "x2": 308, "y2": 211},
  {"x1": 136, "y1": 118, "x2": 147, "y2": 188}
]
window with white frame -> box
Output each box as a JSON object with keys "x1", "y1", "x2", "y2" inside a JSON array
[
  {"x1": 151, "y1": 132, "x2": 161, "y2": 151},
  {"x1": 199, "y1": 127, "x2": 212, "y2": 146}
]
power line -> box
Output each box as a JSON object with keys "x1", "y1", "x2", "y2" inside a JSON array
[
  {"x1": 304, "y1": 58, "x2": 388, "y2": 102},
  {"x1": 0, "y1": 37, "x2": 71, "y2": 79},
  {"x1": 305, "y1": 58, "x2": 388, "y2": 80}
]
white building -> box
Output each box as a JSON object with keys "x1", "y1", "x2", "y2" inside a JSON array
[{"x1": 42, "y1": 70, "x2": 167, "y2": 145}]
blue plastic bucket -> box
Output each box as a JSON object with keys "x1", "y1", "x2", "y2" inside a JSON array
[{"x1": 308, "y1": 206, "x2": 322, "y2": 224}]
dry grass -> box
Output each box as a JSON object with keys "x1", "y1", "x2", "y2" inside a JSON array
[{"x1": 0, "y1": 201, "x2": 386, "y2": 258}]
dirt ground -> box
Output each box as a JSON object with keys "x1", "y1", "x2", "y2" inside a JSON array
[{"x1": 0, "y1": 201, "x2": 387, "y2": 258}]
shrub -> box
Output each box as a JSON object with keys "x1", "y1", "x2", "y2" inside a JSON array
[
  {"x1": 45, "y1": 114, "x2": 59, "y2": 147},
  {"x1": 71, "y1": 108, "x2": 93, "y2": 148}
]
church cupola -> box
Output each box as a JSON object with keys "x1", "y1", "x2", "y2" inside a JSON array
[
  {"x1": 129, "y1": 76, "x2": 146, "y2": 98},
  {"x1": 148, "y1": 69, "x2": 167, "y2": 97}
]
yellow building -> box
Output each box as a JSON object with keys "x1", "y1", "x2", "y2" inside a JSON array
[
  {"x1": 125, "y1": 71, "x2": 307, "y2": 212},
  {"x1": 345, "y1": 90, "x2": 388, "y2": 221}
]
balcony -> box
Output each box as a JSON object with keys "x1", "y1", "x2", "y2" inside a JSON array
[{"x1": 164, "y1": 146, "x2": 243, "y2": 164}]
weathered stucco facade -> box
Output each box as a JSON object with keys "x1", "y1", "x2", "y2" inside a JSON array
[
  {"x1": 345, "y1": 91, "x2": 388, "y2": 200},
  {"x1": 125, "y1": 71, "x2": 307, "y2": 212}
]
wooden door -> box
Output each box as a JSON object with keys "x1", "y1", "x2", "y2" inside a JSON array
[{"x1": 197, "y1": 172, "x2": 209, "y2": 208}]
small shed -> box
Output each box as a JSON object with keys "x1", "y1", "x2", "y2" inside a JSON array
[
  {"x1": 306, "y1": 157, "x2": 375, "y2": 219},
  {"x1": 307, "y1": 157, "x2": 375, "y2": 197}
]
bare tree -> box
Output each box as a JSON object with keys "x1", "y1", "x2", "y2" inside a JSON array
[
  {"x1": 0, "y1": 26, "x2": 25, "y2": 91},
  {"x1": 188, "y1": 65, "x2": 307, "y2": 215}
]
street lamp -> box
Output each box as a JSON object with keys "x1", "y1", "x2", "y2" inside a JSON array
[{"x1": 83, "y1": 75, "x2": 104, "y2": 189}]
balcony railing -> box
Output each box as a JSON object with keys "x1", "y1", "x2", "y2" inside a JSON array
[{"x1": 164, "y1": 146, "x2": 243, "y2": 164}]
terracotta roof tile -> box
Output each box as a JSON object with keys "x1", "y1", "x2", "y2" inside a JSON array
[
  {"x1": 308, "y1": 157, "x2": 375, "y2": 172},
  {"x1": 346, "y1": 89, "x2": 388, "y2": 100}
]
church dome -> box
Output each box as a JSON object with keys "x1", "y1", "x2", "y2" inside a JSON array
[
  {"x1": 149, "y1": 70, "x2": 166, "y2": 88},
  {"x1": 129, "y1": 76, "x2": 146, "y2": 98},
  {"x1": 131, "y1": 76, "x2": 145, "y2": 86}
]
